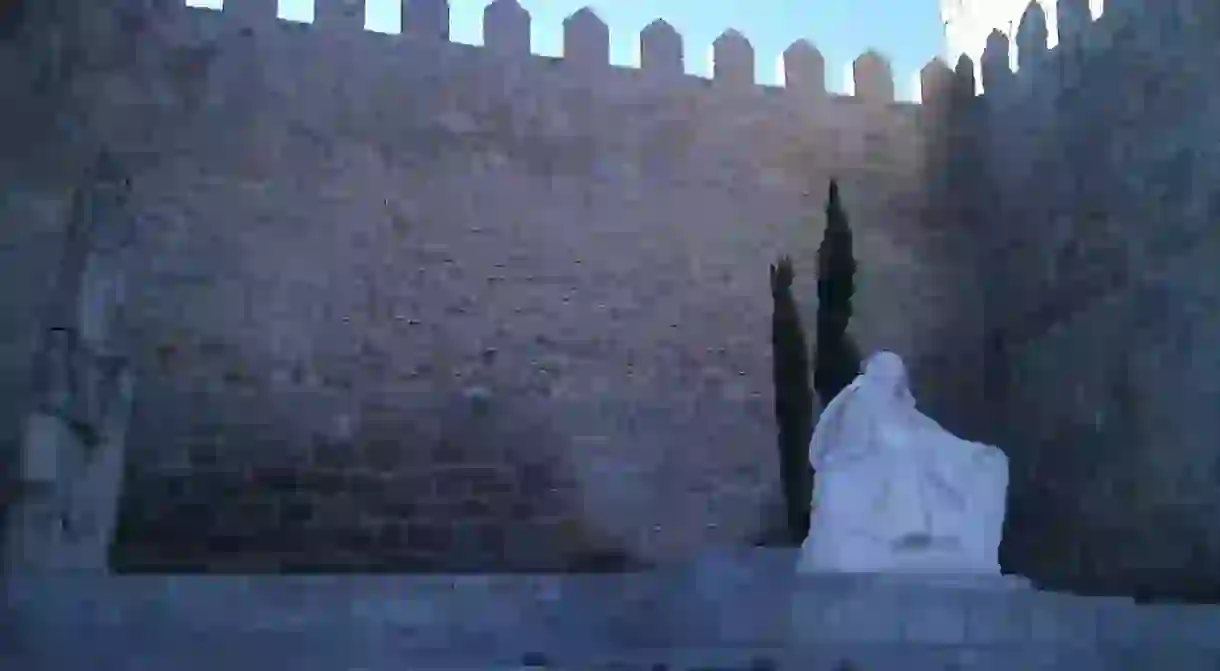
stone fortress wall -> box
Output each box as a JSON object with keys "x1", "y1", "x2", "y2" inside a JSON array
[
  {"x1": 3, "y1": 0, "x2": 1219, "y2": 598},
  {"x1": 957, "y1": 0, "x2": 1220, "y2": 598},
  {"x1": 0, "y1": 0, "x2": 983, "y2": 572}
]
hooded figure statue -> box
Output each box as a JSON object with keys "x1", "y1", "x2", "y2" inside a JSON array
[{"x1": 798, "y1": 351, "x2": 1009, "y2": 575}]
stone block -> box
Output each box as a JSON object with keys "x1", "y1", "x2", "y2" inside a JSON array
[
  {"x1": 246, "y1": 466, "x2": 298, "y2": 494},
  {"x1": 528, "y1": 575, "x2": 669, "y2": 648},
  {"x1": 292, "y1": 468, "x2": 346, "y2": 496},
  {"x1": 1103, "y1": 646, "x2": 1220, "y2": 670},
  {"x1": 1131, "y1": 604, "x2": 1220, "y2": 646},
  {"x1": 963, "y1": 590, "x2": 1035, "y2": 643},
  {"x1": 276, "y1": 495, "x2": 316, "y2": 526},
  {"x1": 919, "y1": 58, "x2": 953, "y2": 105},
  {"x1": 712, "y1": 29, "x2": 754, "y2": 88},
  {"x1": 1094, "y1": 596, "x2": 1144, "y2": 643},
  {"x1": 899, "y1": 586, "x2": 970, "y2": 644},
  {"x1": 1017, "y1": 1, "x2": 1049, "y2": 72},
  {"x1": 1057, "y1": 0, "x2": 1093, "y2": 44},
  {"x1": 639, "y1": 19, "x2": 683, "y2": 77},
  {"x1": 789, "y1": 577, "x2": 904, "y2": 643},
  {"x1": 981, "y1": 29, "x2": 1013, "y2": 95},
  {"x1": 483, "y1": 0, "x2": 530, "y2": 55},
  {"x1": 853, "y1": 50, "x2": 895, "y2": 102},
  {"x1": 562, "y1": 7, "x2": 609, "y2": 70},
  {"x1": 355, "y1": 436, "x2": 410, "y2": 473},
  {"x1": 405, "y1": 522, "x2": 452, "y2": 554},
  {"x1": 309, "y1": 438, "x2": 358, "y2": 471},
  {"x1": 953, "y1": 55, "x2": 977, "y2": 97},
  {"x1": 402, "y1": 0, "x2": 448, "y2": 40},
  {"x1": 1028, "y1": 592, "x2": 1100, "y2": 644},
  {"x1": 783, "y1": 40, "x2": 825, "y2": 95},
  {"x1": 680, "y1": 583, "x2": 787, "y2": 647},
  {"x1": 225, "y1": 0, "x2": 281, "y2": 27}
]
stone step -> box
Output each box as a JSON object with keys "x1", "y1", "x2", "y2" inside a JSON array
[
  {"x1": 7, "y1": 630, "x2": 1220, "y2": 671},
  {"x1": 6, "y1": 551, "x2": 1220, "y2": 669},
  {"x1": 7, "y1": 571, "x2": 1220, "y2": 652}
]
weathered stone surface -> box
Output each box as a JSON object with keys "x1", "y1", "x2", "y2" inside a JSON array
[
  {"x1": 852, "y1": 50, "x2": 895, "y2": 102},
  {"x1": 314, "y1": 0, "x2": 365, "y2": 31},
  {"x1": 8, "y1": 558, "x2": 1220, "y2": 670},
  {"x1": 8, "y1": 3, "x2": 972, "y2": 572},
  {"x1": 483, "y1": 0, "x2": 529, "y2": 55},
  {"x1": 402, "y1": 0, "x2": 449, "y2": 40},
  {"x1": 638, "y1": 19, "x2": 682, "y2": 77},
  {"x1": 981, "y1": 30, "x2": 1013, "y2": 93},
  {"x1": 972, "y1": 9, "x2": 1220, "y2": 599},
  {"x1": 562, "y1": 7, "x2": 609, "y2": 70},
  {"x1": 919, "y1": 58, "x2": 953, "y2": 104},
  {"x1": 1, "y1": 0, "x2": 1216, "y2": 595},
  {"x1": 712, "y1": 29, "x2": 754, "y2": 87},
  {"x1": 783, "y1": 40, "x2": 825, "y2": 95},
  {"x1": 1016, "y1": 1, "x2": 1049, "y2": 72}
]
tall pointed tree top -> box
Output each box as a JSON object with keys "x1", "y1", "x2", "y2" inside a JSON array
[{"x1": 828, "y1": 179, "x2": 839, "y2": 207}]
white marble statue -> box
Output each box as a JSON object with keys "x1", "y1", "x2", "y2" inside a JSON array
[{"x1": 797, "y1": 351, "x2": 1009, "y2": 575}]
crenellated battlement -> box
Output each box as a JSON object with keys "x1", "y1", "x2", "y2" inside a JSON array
[
  {"x1": 957, "y1": 0, "x2": 1209, "y2": 101},
  {"x1": 974, "y1": 0, "x2": 1105, "y2": 95},
  {"x1": 186, "y1": 0, "x2": 981, "y2": 106}
]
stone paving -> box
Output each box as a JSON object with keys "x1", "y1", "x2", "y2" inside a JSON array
[{"x1": 5, "y1": 549, "x2": 1220, "y2": 669}]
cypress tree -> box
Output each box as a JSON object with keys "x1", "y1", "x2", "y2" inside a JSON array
[
  {"x1": 769, "y1": 179, "x2": 862, "y2": 544},
  {"x1": 814, "y1": 180, "x2": 862, "y2": 406},
  {"x1": 770, "y1": 255, "x2": 814, "y2": 544}
]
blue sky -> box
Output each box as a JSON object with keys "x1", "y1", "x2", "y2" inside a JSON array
[{"x1": 195, "y1": 1, "x2": 946, "y2": 100}]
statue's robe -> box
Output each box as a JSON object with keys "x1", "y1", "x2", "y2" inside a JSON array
[{"x1": 798, "y1": 351, "x2": 1009, "y2": 575}]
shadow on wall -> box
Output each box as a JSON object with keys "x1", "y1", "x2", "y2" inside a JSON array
[
  {"x1": 108, "y1": 374, "x2": 646, "y2": 573},
  {"x1": 421, "y1": 387, "x2": 649, "y2": 573},
  {"x1": 1000, "y1": 357, "x2": 1220, "y2": 604}
]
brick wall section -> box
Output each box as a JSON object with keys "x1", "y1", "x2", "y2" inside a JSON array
[
  {"x1": 0, "y1": 5, "x2": 986, "y2": 571},
  {"x1": 112, "y1": 384, "x2": 645, "y2": 572}
]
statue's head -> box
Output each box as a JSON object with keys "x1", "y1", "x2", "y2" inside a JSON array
[{"x1": 862, "y1": 351, "x2": 913, "y2": 405}]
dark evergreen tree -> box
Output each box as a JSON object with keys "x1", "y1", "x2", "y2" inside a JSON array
[
  {"x1": 769, "y1": 180, "x2": 862, "y2": 544},
  {"x1": 814, "y1": 180, "x2": 862, "y2": 406},
  {"x1": 770, "y1": 255, "x2": 814, "y2": 544}
]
